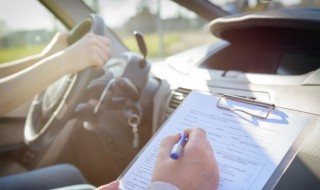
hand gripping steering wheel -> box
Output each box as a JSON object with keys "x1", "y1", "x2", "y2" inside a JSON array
[{"x1": 24, "y1": 14, "x2": 106, "y2": 150}]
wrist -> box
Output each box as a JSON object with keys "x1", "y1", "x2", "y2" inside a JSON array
[{"x1": 45, "y1": 51, "x2": 72, "y2": 75}]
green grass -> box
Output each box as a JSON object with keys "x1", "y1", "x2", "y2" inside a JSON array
[
  {"x1": 0, "y1": 34, "x2": 175, "y2": 63},
  {"x1": 0, "y1": 44, "x2": 45, "y2": 64},
  {"x1": 0, "y1": 31, "x2": 216, "y2": 64}
]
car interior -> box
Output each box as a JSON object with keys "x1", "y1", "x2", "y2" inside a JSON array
[{"x1": 0, "y1": 0, "x2": 319, "y2": 189}]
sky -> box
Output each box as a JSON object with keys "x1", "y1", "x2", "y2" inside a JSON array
[
  {"x1": 0, "y1": 0, "x2": 55, "y2": 31},
  {"x1": 0, "y1": 0, "x2": 187, "y2": 30},
  {"x1": 93, "y1": 0, "x2": 196, "y2": 28},
  {"x1": 0, "y1": 0, "x2": 304, "y2": 31}
]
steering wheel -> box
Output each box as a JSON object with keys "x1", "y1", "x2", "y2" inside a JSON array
[{"x1": 24, "y1": 14, "x2": 106, "y2": 150}]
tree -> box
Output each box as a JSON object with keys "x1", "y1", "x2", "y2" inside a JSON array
[{"x1": 0, "y1": 20, "x2": 9, "y2": 37}]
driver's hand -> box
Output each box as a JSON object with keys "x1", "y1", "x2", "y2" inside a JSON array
[
  {"x1": 151, "y1": 128, "x2": 220, "y2": 190},
  {"x1": 40, "y1": 32, "x2": 69, "y2": 58},
  {"x1": 58, "y1": 33, "x2": 111, "y2": 74}
]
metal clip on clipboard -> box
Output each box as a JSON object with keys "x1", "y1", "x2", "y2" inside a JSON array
[{"x1": 217, "y1": 94, "x2": 276, "y2": 119}]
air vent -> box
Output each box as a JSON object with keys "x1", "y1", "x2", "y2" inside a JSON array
[{"x1": 169, "y1": 87, "x2": 192, "y2": 109}]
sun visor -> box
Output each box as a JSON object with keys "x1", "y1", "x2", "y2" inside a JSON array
[{"x1": 209, "y1": 8, "x2": 320, "y2": 41}]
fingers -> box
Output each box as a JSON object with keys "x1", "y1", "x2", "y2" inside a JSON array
[
  {"x1": 159, "y1": 133, "x2": 181, "y2": 155},
  {"x1": 50, "y1": 32, "x2": 112, "y2": 74},
  {"x1": 152, "y1": 128, "x2": 219, "y2": 190},
  {"x1": 92, "y1": 46, "x2": 110, "y2": 69},
  {"x1": 96, "y1": 180, "x2": 119, "y2": 190},
  {"x1": 97, "y1": 34, "x2": 111, "y2": 47},
  {"x1": 87, "y1": 33, "x2": 111, "y2": 51},
  {"x1": 184, "y1": 127, "x2": 206, "y2": 136},
  {"x1": 85, "y1": 33, "x2": 111, "y2": 68},
  {"x1": 159, "y1": 128, "x2": 209, "y2": 157},
  {"x1": 185, "y1": 128, "x2": 207, "y2": 145},
  {"x1": 184, "y1": 128, "x2": 214, "y2": 158}
]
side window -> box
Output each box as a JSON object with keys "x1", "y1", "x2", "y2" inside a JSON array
[{"x1": 0, "y1": 0, "x2": 66, "y2": 64}]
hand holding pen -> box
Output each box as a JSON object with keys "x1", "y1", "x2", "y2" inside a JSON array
[
  {"x1": 152, "y1": 128, "x2": 220, "y2": 190},
  {"x1": 170, "y1": 133, "x2": 188, "y2": 160}
]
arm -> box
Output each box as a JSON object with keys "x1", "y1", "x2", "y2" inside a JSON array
[
  {"x1": 0, "y1": 33, "x2": 68, "y2": 78},
  {"x1": 0, "y1": 33, "x2": 111, "y2": 116}
]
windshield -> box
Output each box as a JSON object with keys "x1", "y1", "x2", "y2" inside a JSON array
[
  {"x1": 83, "y1": 0, "x2": 320, "y2": 60},
  {"x1": 209, "y1": 0, "x2": 320, "y2": 14},
  {"x1": 83, "y1": 0, "x2": 219, "y2": 60},
  {"x1": 0, "y1": 0, "x2": 66, "y2": 63}
]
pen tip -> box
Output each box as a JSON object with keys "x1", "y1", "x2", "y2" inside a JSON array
[{"x1": 170, "y1": 153, "x2": 180, "y2": 160}]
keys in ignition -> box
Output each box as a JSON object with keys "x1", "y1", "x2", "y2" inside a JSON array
[{"x1": 128, "y1": 114, "x2": 140, "y2": 148}]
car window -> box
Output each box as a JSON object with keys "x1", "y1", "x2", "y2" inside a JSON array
[
  {"x1": 83, "y1": 0, "x2": 218, "y2": 60},
  {"x1": 0, "y1": 0, "x2": 66, "y2": 64}
]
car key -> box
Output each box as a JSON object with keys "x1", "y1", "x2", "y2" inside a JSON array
[{"x1": 128, "y1": 114, "x2": 140, "y2": 148}]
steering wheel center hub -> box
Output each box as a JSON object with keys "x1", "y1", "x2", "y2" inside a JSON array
[{"x1": 42, "y1": 75, "x2": 71, "y2": 116}]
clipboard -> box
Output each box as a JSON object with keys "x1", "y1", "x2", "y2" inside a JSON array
[
  {"x1": 217, "y1": 94, "x2": 275, "y2": 119},
  {"x1": 118, "y1": 90, "x2": 319, "y2": 190},
  {"x1": 213, "y1": 93, "x2": 319, "y2": 189}
]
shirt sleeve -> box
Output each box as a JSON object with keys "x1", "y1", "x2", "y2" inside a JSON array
[{"x1": 146, "y1": 181, "x2": 180, "y2": 190}]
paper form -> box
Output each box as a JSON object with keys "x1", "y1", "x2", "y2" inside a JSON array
[{"x1": 119, "y1": 91, "x2": 308, "y2": 190}]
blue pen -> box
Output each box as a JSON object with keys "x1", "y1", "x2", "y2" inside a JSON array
[{"x1": 170, "y1": 133, "x2": 188, "y2": 160}]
